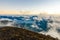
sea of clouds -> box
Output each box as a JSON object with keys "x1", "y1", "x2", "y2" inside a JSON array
[{"x1": 0, "y1": 15, "x2": 60, "y2": 39}]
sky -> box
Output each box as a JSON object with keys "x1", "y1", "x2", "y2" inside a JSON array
[{"x1": 0, "y1": 0, "x2": 60, "y2": 15}]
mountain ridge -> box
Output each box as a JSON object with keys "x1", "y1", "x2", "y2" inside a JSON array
[{"x1": 0, "y1": 26, "x2": 58, "y2": 40}]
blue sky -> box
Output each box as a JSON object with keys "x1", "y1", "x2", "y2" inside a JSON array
[
  {"x1": 0, "y1": 0, "x2": 55, "y2": 10},
  {"x1": 0, "y1": 0, "x2": 60, "y2": 14},
  {"x1": 0, "y1": 0, "x2": 47, "y2": 10}
]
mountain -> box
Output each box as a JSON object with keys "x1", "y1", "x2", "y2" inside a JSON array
[
  {"x1": 0, "y1": 15, "x2": 60, "y2": 39},
  {"x1": 0, "y1": 15, "x2": 49, "y2": 32},
  {"x1": 0, "y1": 27, "x2": 58, "y2": 40}
]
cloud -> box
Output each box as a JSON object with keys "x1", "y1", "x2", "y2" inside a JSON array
[
  {"x1": 0, "y1": 10, "x2": 49, "y2": 15},
  {"x1": 0, "y1": 10, "x2": 20, "y2": 15}
]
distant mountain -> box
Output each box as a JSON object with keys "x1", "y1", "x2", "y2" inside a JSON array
[{"x1": 0, "y1": 27, "x2": 58, "y2": 40}]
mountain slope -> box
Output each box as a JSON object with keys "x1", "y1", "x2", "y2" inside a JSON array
[{"x1": 0, "y1": 26, "x2": 58, "y2": 40}]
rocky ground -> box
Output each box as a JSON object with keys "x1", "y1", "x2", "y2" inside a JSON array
[{"x1": 0, "y1": 26, "x2": 58, "y2": 40}]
